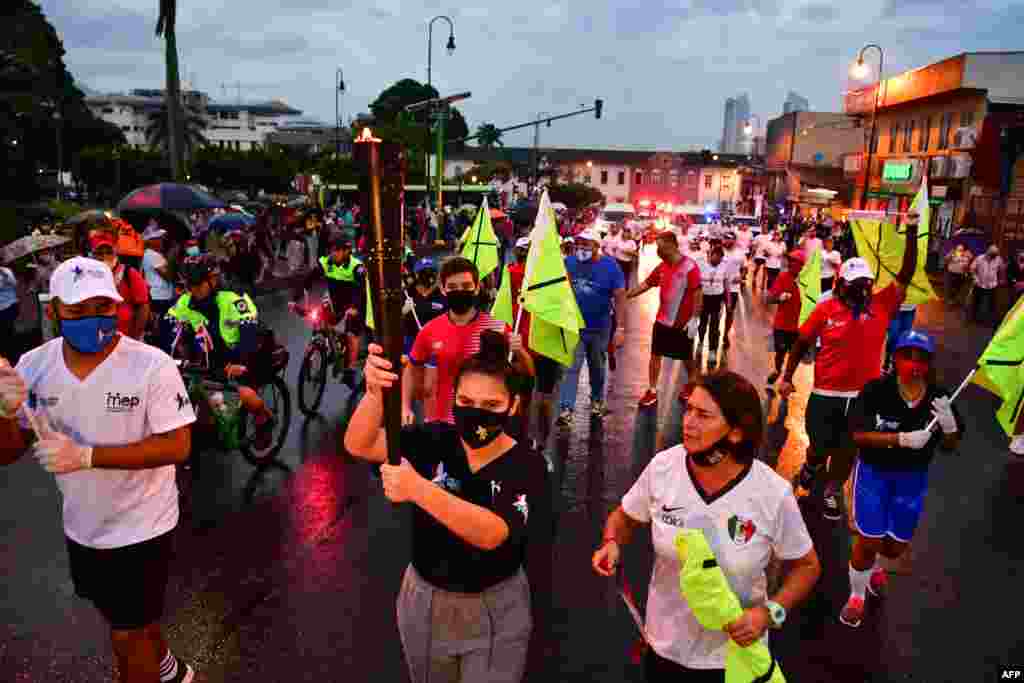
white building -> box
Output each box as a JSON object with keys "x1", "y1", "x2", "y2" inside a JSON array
[{"x1": 85, "y1": 89, "x2": 302, "y2": 151}]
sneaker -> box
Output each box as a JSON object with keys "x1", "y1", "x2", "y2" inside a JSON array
[
  {"x1": 639, "y1": 389, "x2": 658, "y2": 408},
  {"x1": 823, "y1": 483, "x2": 842, "y2": 521},
  {"x1": 556, "y1": 409, "x2": 573, "y2": 427},
  {"x1": 766, "y1": 371, "x2": 780, "y2": 385},
  {"x1": 592, "y1": 400, "x2": 608, "y2": 418},
  {"x1": 839, "y1": 595, "x2": 865, "y2": 628},
  {"x1": 868, "y1": 568, "x2": 888, "y2": 598}
]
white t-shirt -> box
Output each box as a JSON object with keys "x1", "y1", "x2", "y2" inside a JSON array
[
  {"x1": 723, "y1": 247, "x2": 746, "y2": 294},
  {"x1": 622, "y1": 447, "x2": 813, "y2": 670},
  {"x1": 752, "y1": 234, "x2": 772, "y2": 260},
  {"x1": 142, "y1": 249, "x2": 174, "y2": 301},
  {"x1": 16, "y1": 336, "x2": 197, "y2": 549},
  {"x1": 735, "y1": 229, "x2": 754, "y2": 252},
  {"x1": 820, "y1": 250, "x2": 842, "y2": 280},
  {"x1": 699, "y1": 258, "x2": 729, "y2": 296},
  {"x1": 764, "y1": 241, "x2": 786, "y2": 269},
  {"x1": 603, "y1": 234, "x2": 638, "y2": 263}
]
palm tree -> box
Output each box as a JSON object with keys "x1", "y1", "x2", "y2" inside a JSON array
[
  {"x1": 475, "y1": 123, "x2": 503, "y2": 149},
  {"x1": 146, "y1": 102, "x2": 207, "y2": 162},
  {"x1": 156, "y1": 0, "x2": 184, "y2": 181}
]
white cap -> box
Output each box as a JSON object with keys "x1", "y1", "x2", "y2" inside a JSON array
[
  {"x1": 142, "y1": 225, "x2": 167, "y2": 240},
  {"x1": 50, "y1": 256, "x2": 124, "y2": 304},
  {"x1": 515, "y1": 236, "x2": 531, "y2": 249},
  {"x1": 577, "y1": 228, "x2": 601, "y2": 243},
  {"x1": 839, "y1": 257, "x2": 874, "y2": 282}
]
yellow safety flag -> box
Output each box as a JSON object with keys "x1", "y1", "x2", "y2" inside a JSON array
[
  {"x1": 797, "y1": 247, "x2": 822, "y2": 326},
  {"x1": 460, "y1": 196, "x2": 501, "y2": 281},
  {"x1": 972, "y1": 295, "x2": 1024, "y2": 435},
  {"x1": 491, "y1": 265, "x2": 514, "y2": 326}
]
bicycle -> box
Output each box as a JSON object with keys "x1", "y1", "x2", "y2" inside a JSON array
[
  {"x1": 172, "y1": 329, "x2": 292, "y2": 465},
  {"x1": 292, "y1": 295, "x2": 357, "y2": 417}
]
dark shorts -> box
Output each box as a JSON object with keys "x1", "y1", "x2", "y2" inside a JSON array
[
  {"x1": 533, "y1": 354, "x2": 563, "y2": 395},
  {"x1": 66, "y1": 529, "x2": 175, "y2": 630},
  {"x1": 773, "y1": 329, "x2": 799, "y2": 356},
  {"x1": 651, "y1": 321, "x2": 693, "y2": 361},
  {"x1": 645, "y1": 648, "x2": 725, "y2": 682},
  {"x1": 754, "y1": 257, "x2": 766, "y2": 265},
  {"x1": 806, "y1": 392, "x2": 856, "y2": 454}
]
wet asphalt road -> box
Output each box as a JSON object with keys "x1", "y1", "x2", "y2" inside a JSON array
[{"x1": 2, "y1": 248, "x2": 1024, "y2": 682}]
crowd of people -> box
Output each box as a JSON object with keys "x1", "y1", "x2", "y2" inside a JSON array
[{"x1": 0, "y1": 196, "x2": 1001, "y2": 683}]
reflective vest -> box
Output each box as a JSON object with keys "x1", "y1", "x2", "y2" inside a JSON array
[
  {"x1": 167, "y1": 291, "x2": 258, "y2": 348},
  {"x1": 319, "y1": 255, "x2": 362, "y2": 283}
]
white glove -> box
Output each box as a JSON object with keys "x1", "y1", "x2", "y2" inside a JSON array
[
  {"x1": 0, "y1": 360, "x2": 27, "y2": 419},
  {"x1": 685, "y1": 318, "x2": 700, "y2": 338},
  {"x1": 32, "y1": 413, "x2": 93, "y2": 474},
  {"x1": 898, "y1": 429, "x2": 932, "y2": 450},
  {"x1": 402, "y1": 298, "x2": 414, "y2": 315},
  {"x1": 931, "y1": 397, "x2": 957, "y2": 434}
]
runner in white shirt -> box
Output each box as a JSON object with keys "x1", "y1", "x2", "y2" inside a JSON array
[
  {"x1": 720, "y1": 232, "x2": 746, "y2": 348},
  {"x1": 800, "y1": 229, "x2": 822, "y2": 259},
  {"x1": 751, "y1": 231, "x2": 773, "y2": 290},
  {"x1": 593, "y1": 372, "x2": 820, "y2": 680},
  {"x1": 602, "y1": 223, "x2": 639, "y2": 286},
  {"x1": 819, "y1": 236, "x2": 842, "y2": 293},
  {"x1": 735, "y1": 225, "x2": 754, "y2": 255},
  {"x1": 696, "y1": 245, "x2": 730, "y2": 368},
  {"x1": 0, "y1": 257, "x2": 197, "y2": 683},
  {"x1": 763, "y1": 232, "x2": 786, "y2": 291},
  {"x1": 142, "y1": 226, "x2": 176, "y2": 324}
]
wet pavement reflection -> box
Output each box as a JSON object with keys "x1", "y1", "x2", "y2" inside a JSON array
[{"x1": 2, "y1": 253, "x2": 1023, "y2": 681}]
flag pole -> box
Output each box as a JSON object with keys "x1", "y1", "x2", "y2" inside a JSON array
[{"x1": 926, "y1": 368, "x2": 976, "y2": 432}]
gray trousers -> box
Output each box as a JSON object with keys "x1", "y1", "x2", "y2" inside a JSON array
[{"x1": 396, "y1": 564, "x2": 531, "y2": 683}]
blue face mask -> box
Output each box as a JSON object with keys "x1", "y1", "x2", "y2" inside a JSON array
[
  {"x1": 186, "y1": 247, "x2": 200, "y2": 257},
  {"x1": 60, "y1": 315, "x2": 118, "y2": 354}
]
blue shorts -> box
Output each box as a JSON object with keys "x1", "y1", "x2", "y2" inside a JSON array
[{"x1": 851, "y1": 458, "x2": 928, "y2": 543}]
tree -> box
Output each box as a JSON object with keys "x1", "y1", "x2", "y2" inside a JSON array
[
  {"x1": 475, "y1": 123, "x2": 503, "y2": 149},
  {"x1": 156, "y1": 0, "x2": 185, "y2": 181},
  {"x1": 367, "y1": 78, "x2": 470, "y2": 156},
  {"x1": 547, "y1": 182, "x2": 605, "y2": 211},
  {"x1": 145, "y1": 101, "x2": 207, "y2": 162}
]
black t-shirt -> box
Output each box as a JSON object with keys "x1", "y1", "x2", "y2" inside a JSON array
[
  {"x1": 401, "y1": 423, "x2": 548, "y2": 593},
  {"x1": 848, "y1": 375, "x2": 963, "y2": 470},
  {"x1": 404, "y1": 287, "x2": 447, "y2": 340}
]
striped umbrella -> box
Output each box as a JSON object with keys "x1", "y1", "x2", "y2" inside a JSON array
[{"x1": 117, "y1": 183, "x2": 226, "y2": 212}]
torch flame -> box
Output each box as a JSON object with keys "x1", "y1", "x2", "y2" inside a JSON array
[{"x1": 356, "y1": 127, "x2": 381, "y2": 143}]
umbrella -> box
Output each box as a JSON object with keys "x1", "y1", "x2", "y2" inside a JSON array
[
  {"x1": 117, "y1": 209, "x2": 193, "y2": 245},
  {"x1": 1, "y1": 233, "x2": 71, "y2": 264},
  {"x1": 489, "y1": 208, "x2": 507, "y2": 219},
  {"x1": 117, "y1": 183, "x2": 226, "y2": 213},
  {"x1": 209, "y1": 213, "x2": 255, "y2": 233},
  {"x1": 65, "y1": 209, "x2": 114, "y2": 227}
]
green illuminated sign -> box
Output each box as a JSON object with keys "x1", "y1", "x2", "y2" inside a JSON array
[{"x1": 883, "y1": 162, "x2": 914, "y2": 182}]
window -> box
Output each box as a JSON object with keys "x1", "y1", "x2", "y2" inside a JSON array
[
  {"x1": 903, "y1": 119, "x2": 915, "y2": 153},
  {"x1": 635, "y1": 172, "x2": 643, "y2": 185},
  {"x1": 889, "y1": 122, "x2": 900, "y2": 153},
  {"x1": 938, "y1": 112, "x2": 954, "y2": 150},
  {"x1": 617, "y1": 171, "x2": 625, "y2": 185},
  {"x1": 961, "y1": 111, "x2": 974, "y2": 128},
  {"x1": 600, "y1": 170, "x2": 608, "y2": 184},
  {"x1": 704, "y1": 174, "x2": 713, "y2": 189},
  {"x1": 919, "y1": 117, "x2": 931, "y2": 152}
]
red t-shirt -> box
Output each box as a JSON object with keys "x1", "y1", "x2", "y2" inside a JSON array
[
  {"x1": 113, "y1": 265, "x2": 150, "y2": 335},
  {"x1": 799, "y1": 283, "x2": 904, "y2": 394},
  {"x1": 409, "y1": 311, "x2": 510, "y2": 423},
  {"x1": 769, "y1": 271, "x2": 801, "y2": 332},
  {"x1": 644, "y1": 257, "x2": 702, "y2": 327},
  {"x1": 507, "y1": 263, "x2": 531, "y2": 349}
]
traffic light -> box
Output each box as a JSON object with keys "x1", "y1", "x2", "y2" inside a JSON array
[{"x1": 595, "y1": 98, "x2": 603, "y2": 119}]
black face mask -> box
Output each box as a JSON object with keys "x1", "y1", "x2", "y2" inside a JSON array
[
  {"x1": 689, "y1": 434, "x2": 734, "y2": 467},
  {"x1": 841, "y1": 281, "x2": 872, "y2": 319},
  {"x1": 453, "y1": 404, "x2": 509, "y2": 449},
  {"x1": 446, "y1": 289, "x2": 477, "y2": 315}
]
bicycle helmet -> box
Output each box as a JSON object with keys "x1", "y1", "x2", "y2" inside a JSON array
[{"x1": 892, "y1": 330, "x2": 935, "y2": 356}]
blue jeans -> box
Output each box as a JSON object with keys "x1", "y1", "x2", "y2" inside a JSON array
[{"x1": 559, "y1": 327, "x2": 610, "y2": 411}]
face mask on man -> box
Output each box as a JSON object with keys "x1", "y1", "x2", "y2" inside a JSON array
[
  {"x1": 186, "y1": 246, "x2": 200, "y2": 257},
  {"x1": 446, "y1": 289, "x2": 477, "y2": 315},
  {"x1": 59, "y1": 314, "x2": 118, "y2": 354}
]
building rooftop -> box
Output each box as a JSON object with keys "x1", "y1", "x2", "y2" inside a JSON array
[{"x1": 448, "y1": 147, "x2": 761, "y2": 167}]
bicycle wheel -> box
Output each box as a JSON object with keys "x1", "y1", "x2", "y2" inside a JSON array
[
  {"x1": 297, "y1": 341, "x2": 329, "y2": 416},
  {"x1": 239, "y1": 375, "x2": 292, "y2": 465}
]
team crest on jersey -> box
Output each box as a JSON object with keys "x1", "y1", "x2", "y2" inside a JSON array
[
  {"x1": 727, "y1": 514, "x2": 756, "y2": 545},
  {"x1": 513, "y1": 494, "x2": 529, "y2": 522},
  {"x1": 234, "y1": 300, "x2": 250, "y2": 314},
  {"x1": 431, "y1": 462, "x2": 461, "y2": 493}
]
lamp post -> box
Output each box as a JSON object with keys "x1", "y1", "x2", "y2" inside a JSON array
[
  {"x1": 852, "y1": 43, "x2": 884, "y2": 209},
  {"x1": 335, "y1": 68, "x2": 345, "y2": 157},
  {"x1": 426, "y1": 15, "x2": 456, "y2": 210}
]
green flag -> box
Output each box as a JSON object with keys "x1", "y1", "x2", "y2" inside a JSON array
[
  {"x1": 491, "y1": 265, "x2": 514, "y2": 326},
  {"x1": 364, "y1": 277, "x2": 374, "y2": 330},
  {"x1": 972, "y1": 295, "x2": 1024, "y2": 435},
  {"x1": 851, "y1": 207, "x2": 937, "y2": 306},
  {"x1": 796, "y1": 247, "x2": 822, "y2": 326},
  {"x1": 522, "y1": 191, "x2": 584, "y2": 367},
  {"x1": 460, "y1": 196, "x2": 500, "y2": 281}
]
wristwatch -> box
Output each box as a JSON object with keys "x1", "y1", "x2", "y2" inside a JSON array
[{"x1": 764, "y1": 600, "x2": 786, "y2": 629}]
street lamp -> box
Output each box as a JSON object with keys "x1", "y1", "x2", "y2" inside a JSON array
[
  {"x1": 851, "y1": 43, "x2": 884, "y2": 209},
  {"x1": 425, "y1": 15, "x2": 456, "y2": 208},
  {"x1": 335, "y1": 67, "x2": 345, "y2": 157}
]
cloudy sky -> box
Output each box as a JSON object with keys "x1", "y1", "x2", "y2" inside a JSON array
[{"x1": 43, "y1": 0, "x2": 1023, "y2": 150}]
